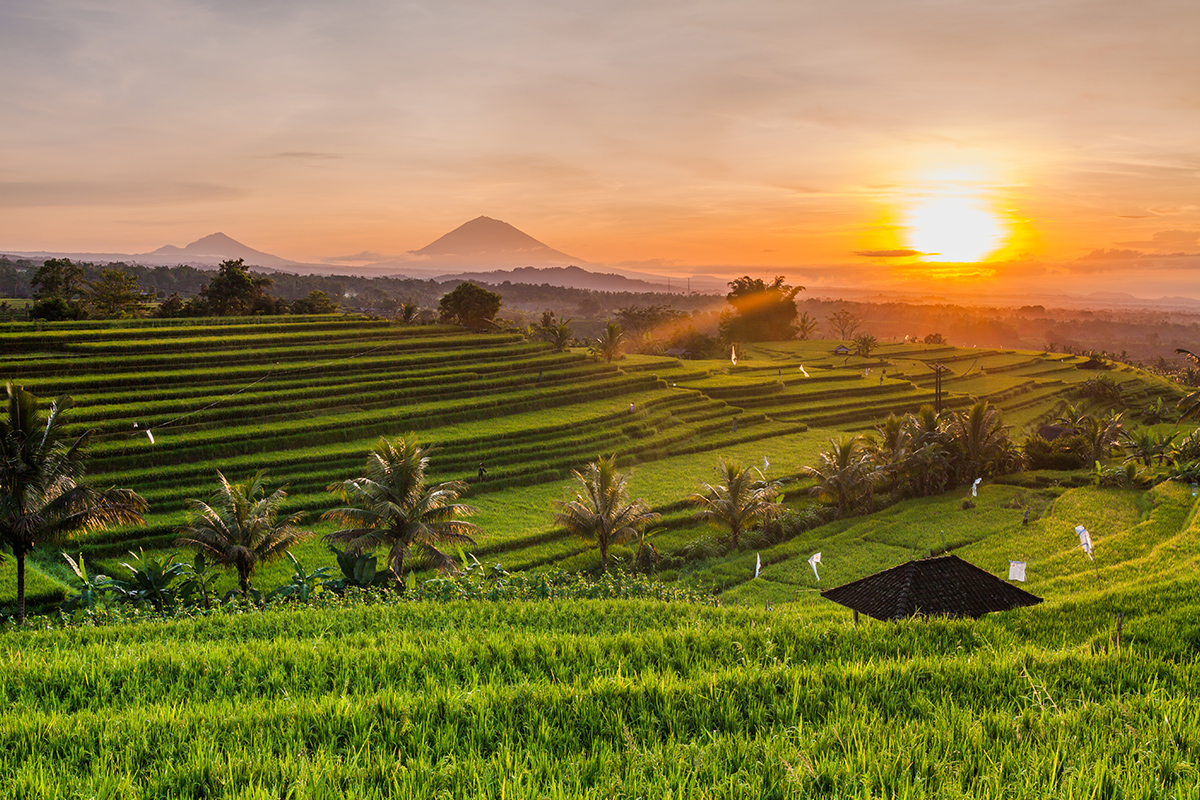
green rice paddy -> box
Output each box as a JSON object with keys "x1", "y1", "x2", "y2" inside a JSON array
[{"x1": 2, "y1": 315, "x2": 1198, "y2": 797}]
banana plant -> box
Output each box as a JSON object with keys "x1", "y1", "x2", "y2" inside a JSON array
[
  {"x1": 179, "y1": 552, "x2": 221, "y2": 610},
  {"x1": 323, "y1": 544, "x2": 393, "y2": 592},
  {"x1": 61, "y1": 552, "x2": 114, "y2": 611},
  {"x1": 268, "y1": 552, "x2": 332, "y2": 604},
  {"x1": 109, "y1": 550, "x2": 188, "y2": 613}
]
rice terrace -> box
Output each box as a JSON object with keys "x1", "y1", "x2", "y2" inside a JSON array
[{"x1": 2, "y1": 307, "x2": 1199, "y2": 799}]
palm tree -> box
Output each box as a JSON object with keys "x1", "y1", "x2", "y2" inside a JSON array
[
  {"x1": 689, "y1": 458, "x2": 783, "y2": 549},
  {"x1": 175, "y1": 470, "x2": 311, "y2": 597},
  {"x1": 322, "y1": 435, "x2": 479, "y2": 588},
  {"x1": 1079, "y1": 411, "x2": 1125, "y2": 465},
  {"x1": 555, "y1": 456, "x2": 659, "y2": 572},
  {"x1": 548, "y1": 319, "x2": 573, "y2": 351},
  {"x1": 945, "y1": 400, "x2": 1016, "y2": 481},
  {"x1": 1176, "y1": 348, "x2": 1200, "y2": 422},
  {"x1": 590, "y1": 322, "x2": 626, "y2": 364},
  {"x1": 803, "y1": 435, "x2": 873, "y2": 516},
  {"x1": 0, "y1": 383, "x2": 147, "y2": 623}
]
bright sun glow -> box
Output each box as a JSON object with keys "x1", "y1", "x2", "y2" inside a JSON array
[{"x1": 901, "y1": 166, "x2": 1009, "y2": 263}]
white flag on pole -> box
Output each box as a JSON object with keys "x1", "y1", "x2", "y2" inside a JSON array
[
  {"x1": 971, "y1": 478, "x2": 982, "y2": 497},
  {"x1": 1075, "y1": 525, "x2": 1094, "y2": 560},
  {"x1": 1008, "y1": 560, "x2": 1027, "y2": 581},
  {"x1": 808, "y1": 551, "x2": 822, "y2": 581},
  {"x1": 731, "y1": 346, "x2": 738, "y2": 366},
  {"x1": 799, "y1": 364, "x2": 809, "y2": 377},
  {"x1": 146, "y1": 429, "x2": 155, "y2": 444},
  {"x1": 754, "y1": 552, "x2": 761, "y2": 578},
  {"x1": 764, "y1": 456, "x2": 770, "y2": 471}
]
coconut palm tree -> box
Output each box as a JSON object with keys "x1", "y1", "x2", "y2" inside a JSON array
[
  {"x1": 1121, "y1": 428, "x2": 1175, "y2": 468},
  {"x1": 803, "y1": 435, "x2": 873, "y2": 516},
  {"x1": 1176, "y1": 348, "x2": 1200, "y2": 422},
  {"x1": 175, "y1": 470, "x2": 311, "y2": 598},
  {"x1": 548, "y1": 319, "x2": 573, "y2": 351},
  {"x1": 689, "y1": 458, "x2": 783, "y2": 549},
  {"x1": 590, "y1": 322, "x2": 626, "y2": 364},
  {"x1": 945, "y1": 400, "x2": 1016, "y2": 481},
  {"x1": 555, "y1": 455, "x2": 659, "y2": 572},
  {"x1": 0, "y1": 383, "x2": 147, "y2": 623},
  {"x1": 322, "y1": 435, "x2": 479, "y2": 588}
]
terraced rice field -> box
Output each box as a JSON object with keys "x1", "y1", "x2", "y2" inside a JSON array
[{"x1": 0, "y1": 317, "x2": 1183, "y2": 607}]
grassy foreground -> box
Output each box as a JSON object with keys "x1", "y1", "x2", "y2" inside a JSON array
[
  {"x1": 2, "y1": 589, "x2": 1197, "y2": 798},
  {"x1": 3, "y1": 478, "x2": 1200, "y2": 797}
]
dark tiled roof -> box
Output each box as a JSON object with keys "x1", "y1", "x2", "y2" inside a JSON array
[{"x1": 820, "y1": 554, "x2": 1042, "y2": 621}]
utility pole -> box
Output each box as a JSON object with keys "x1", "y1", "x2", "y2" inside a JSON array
[{"x1": 928, "y1": 363, "x2": 950, "y2": 414}]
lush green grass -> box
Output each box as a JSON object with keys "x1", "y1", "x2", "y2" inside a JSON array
[
  {"x1": 2, "y1": 585, "x2": 1198, "y2": 797},
  {"x1": 4, "y1": 320, "x2": 1200, "y2": 797}
]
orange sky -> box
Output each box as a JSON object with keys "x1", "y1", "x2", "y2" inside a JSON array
[{"x1": 2, "y1": 1, "x2": 1198, "y2": 297}]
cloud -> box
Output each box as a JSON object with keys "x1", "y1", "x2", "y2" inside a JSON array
[
  {"x1": 0, "y1": 181, "x2": 244, "y2": 208},
  {"x1": 1116, "y1": 230, "x2": 1200, "y2": 250},
  {"x1": 264, "y1": 151, "x2": 342, "y2": 160},
  {"x1": 1078, "y1": 248, "x2": 1145, "y2": 261},
  {"x1": 854, "y1": 249, "x2": 928, "y2": 258}
]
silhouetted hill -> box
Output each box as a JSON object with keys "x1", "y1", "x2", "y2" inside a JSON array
[
  {"x1": 409, "y1": 216, "x2": 583, "y2": 268},
  {"x1": 435, "y1": 265, "x2": 675, "y2": 292},
  {"x1": 144, "y1": 233, "x2": 299, "y2": 268}
]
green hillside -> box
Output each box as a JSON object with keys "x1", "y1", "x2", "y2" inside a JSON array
[
  {"x1": 0, "y1": 316, "x2": 1187, "y2": 607},
  {"x1": 2, "y1": 316, "x2": 1199, "y2": 796}
]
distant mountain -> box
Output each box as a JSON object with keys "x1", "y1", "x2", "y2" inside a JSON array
[
  {"x1": 434, "y1": 265, "x2": 674, "y2": 293},
  {"x1": 144, "y1": 232, "x2": 299, "y2": 269},
  {"x1": 409, "y1": 216, "x2": 583, "y2": 268}
]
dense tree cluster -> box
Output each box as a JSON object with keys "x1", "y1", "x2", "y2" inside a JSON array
[
  {"x1": 719, "y1": 276, "x2": 804, "y2": 342},
  {"x1": 805, "y1": 401, "x2": 1022, "y2": 516},
  {"x1": 437, "y1": 282, "x2": 503, "y2": 328}
]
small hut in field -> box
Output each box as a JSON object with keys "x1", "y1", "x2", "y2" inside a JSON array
[{"x1": 820, "y1": 554, "x2": 1042, "y2": 621}]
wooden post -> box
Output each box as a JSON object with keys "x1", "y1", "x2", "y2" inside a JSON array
[{"x1": 853, "y1": 610, "x2": 859, "y2": 625}]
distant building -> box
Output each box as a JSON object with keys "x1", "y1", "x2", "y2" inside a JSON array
[{"x1": 833, "y1": 344, "x2": 851, "y2": 356}]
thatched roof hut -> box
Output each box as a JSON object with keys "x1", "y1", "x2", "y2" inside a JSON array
[{"x1": 820, "y1": 554, "x2": 1042, "y2": 621}]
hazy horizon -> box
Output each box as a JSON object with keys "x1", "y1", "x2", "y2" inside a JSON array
[{"x1": 3, "y1": 0, "x2": 1198, "y2": 298}]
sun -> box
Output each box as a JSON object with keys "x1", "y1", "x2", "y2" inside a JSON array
[
  {"x1": 900, "y1": 166, "x2": 1010, "y2": 263},
  {"x1": 905, "y1": 195, "x2": 1007, "y2": 263}
]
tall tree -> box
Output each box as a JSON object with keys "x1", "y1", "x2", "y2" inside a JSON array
[
  {"x1": 438, "y1": 282, "x2": 502, "y2": 328},
  {"x1": 719, "y1": 276, "x2": 803, "y2": 342},
  {"x1": 689, "y1": 459, "x2": 783, "y2": 548},
  {"x1": 322, "y1": 435, "x2": 479, "y2": 587},
  {"x1": 826, "y1": 309, "x2": 863, "y2": 340},
  {"x1": 555, "y1": 456, "x2": 660, "y2": 573},
  {"x1": 175, "y1": 470, "x2": 311, "y2": 597},
  {"x1": 200, "y1": 259, "x2": 280, "y2": 316},
  {"x1": 796, "y1": 312, "x2": 820, "y2": 341},
  {"x1": 290, "y1": 289, "x2": 339, "y2": 314},
  {"x1": 31, "y1": 258, "x2": 86, "y2": 304},
  {"x1": 89, "y1": 268, "x2": 150, "y2": 318},
  {"x1": 0, "y1": 384, "x2": 146, "y2": 623},
  {"x1": 614, "y1": 305, "x2": 686, "y2": 338},
  {"x1": 30, "y1": 258, "x2": 88, "y2": 320}
]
